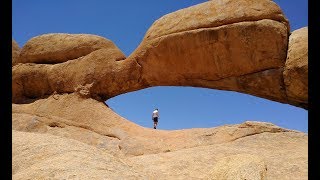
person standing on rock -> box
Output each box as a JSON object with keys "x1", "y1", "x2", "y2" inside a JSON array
[{"x1": 152, "y1": 108, "x2": 159, "y2": 129}]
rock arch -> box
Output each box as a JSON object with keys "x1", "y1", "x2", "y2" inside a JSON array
[
  {"x1": 12, "y1": 0, "x2": 308, "y2": 109},
  {"x1": 12, "y1": 1, "x2": 308, "y2": 178}
]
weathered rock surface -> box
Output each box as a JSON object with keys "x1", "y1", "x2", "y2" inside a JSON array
[
  {"x1": 13, "y1": 105, "x2": 308, "y2": 179},
  {"x1": 18, "y1": 33, "x2": 124, "y2": 64},
  {"x1": 12, "y1": 40, "x2": 20, "y2": 66},
  {"x1": 129, "y1": 130, "x2": 307, "y2": 179},
  {"x1": 12, "y1": 0, "x2": 308, "y2": 108},
  {"x1": 12, "y1": 93, "x2": 308, "y2": 179},
  {"x1": 284, "y1": 27, "x2": 308, "y2": 109},
  {"x1": 12, "y1": 0, "x2": 308, "y2": 179},
  {"x1": 12, "y1": 37, "x2": 142, "y2": 103},
  {"x1": 12, "y1": 130, "x2": 146, "y2": 179},
  {"x1": 13, "y1": 93, "x2": 295, "y2": 157},
  {"x1": 133, "y1": 19, "x2": 289, "y2": 103},
  {"x1": 129, "y1": 0, "x2": 290, "y2": 104},
  {"x1": 144, "y1": 0, "x2": 289, "y2": 40},
  {"x1": 210, "y1": 154, "x2": 267, "y2": 180}
]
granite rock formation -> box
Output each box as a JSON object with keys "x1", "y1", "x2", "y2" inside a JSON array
[
  {"x1": 12, "y1": 0, "x2": 308, "y2": 179},
  {"x1": 12, "y1": 40, "x2": 20, "y2": 66},
  {"x1": 13, "y1": 94, "x2": 307, "y2": 179},
  {"x1": 283, "y1": 27, "x2": 308, "y2": 109},
  {"x1": 13, "y1": 96, "x2": 308, "y2": 179},
  {"x1": 12, "y1": 0, "x2": 308, "y2": 109}
]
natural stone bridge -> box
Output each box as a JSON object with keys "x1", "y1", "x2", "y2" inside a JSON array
[
  {"x1": 12, "y1": 1, "x2": 308, "y2": 179},
  {"x1": 12, "y1": 0, "x2": 308, "y2": 109}
]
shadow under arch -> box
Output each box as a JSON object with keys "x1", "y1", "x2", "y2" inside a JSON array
[{"x1": 106, "y1": 86, "x2": 308, "y2": 132}]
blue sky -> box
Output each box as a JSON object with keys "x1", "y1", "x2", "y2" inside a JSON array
[{"x1": 12, "y1": 0, "x2": 308, "y2": 132}]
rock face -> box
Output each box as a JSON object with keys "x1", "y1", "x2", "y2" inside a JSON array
[
  {"x1": 284, "y1": 27, "x2": 308, "y2": 109},
  {"x1": 129, "y1": 130, "x2": 307, "y2": 179},
  {"x1": 18, "y1": 33, "x2": 123, "y2": 64},
  {"x1": 13, "y1": 93, "x2": 297, "y2": 157},
  {"x1": 12, "y1": 40, "x2": 20, "y2": 66},
  {"x1": 12, "y1": 94, "x2": 308, "y2": 179},
  {"x1": 130, "y1": 0, "x2": 290, "y2": 104},
  {"x1": 12, "y1": 130, "x2": 147, "y2": 179},
  {"x1": 11, "y1": 0, "x2": 307, "y2": 109},
  {"x1": 210, "y1": 154, "x2": 267, "y2": 180},
  {"x1": 12, "y1": 0, "x2": 308, "y2": 179},
  {"x1": 12, "y1": 34, "x2": 142, "y2": 103},
  {"x1": 144, "y1": 0, "x2": 289, "y2": 39},
  {"x1": 134, "y1": 19, "x2": 289, "y2": 102}
]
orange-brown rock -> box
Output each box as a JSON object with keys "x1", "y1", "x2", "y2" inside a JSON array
[
  {"x1": 12, "y1": 40, "x2": 20, "y2": 66},
  {"x1": 18, "y1": 33, "x2": 123, "y2": 64},
  {"x1": 12, "y1": 93, "x2": 307, "y2": 179},
  {"x1": 13, "y1": 129, "x2": 307, "y2": 179},
  {"x1": 12, "y1": 35, "x2": 142, "y2": 103},
  {"x1": 12, "y1": 93, "x2": 296, "y2": 157},
  {"x1": 209, "y1": 154, "x2": 267, "y2": 179},
  {"x1": 129, "y1": 0, "x2": 290, "y2": 104},
  {"x1": 144, "y1": 0, "x2": 289, "y2": 39},
  {"x1": 283, "y1": 27, "x2": 308, "y2": 109},
  {"x1": 12, "y1": 1, "x2": 308, "y2": 178},
  {"x1": 12, "y1": 0, "x2": 304, "y2": 108},
  {"x1": 133, "y1": 19, "x2": 289, "y2": 103},
  {"x1": 12, "y1": 130, "x2": 147, "y2": 179},
  {"x1": 129, "y1": 130, "x2": 307, "y2": 179}
]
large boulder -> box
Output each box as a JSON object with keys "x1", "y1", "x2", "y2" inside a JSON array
[
  {"x1": 144, "y1": 0, "x2": 289, "y2": 40},
  {"x1": 18, "y1": 33, "x2": 123, "y2": 64},
  {"x1": 283, "y1": 27, "x2": 308, "y2": 109},
  {"x1": 12, "y1": 34, "x2": 142, "y2": 103},
  {"x1": 130, "y1": 0, "x2": 290, "y2": 104},
  {"x1": 12, "y1": 39, "x2": 20, "y2": 66}
]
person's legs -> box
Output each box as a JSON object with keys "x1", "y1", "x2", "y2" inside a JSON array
[{"x1": 153, "y1": 117, "x2": 158, "y2": 129}]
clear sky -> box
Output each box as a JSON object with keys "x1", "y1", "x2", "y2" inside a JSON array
[{"x1": 12, "y1": 0, "x2": 308, "y2": 132}]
